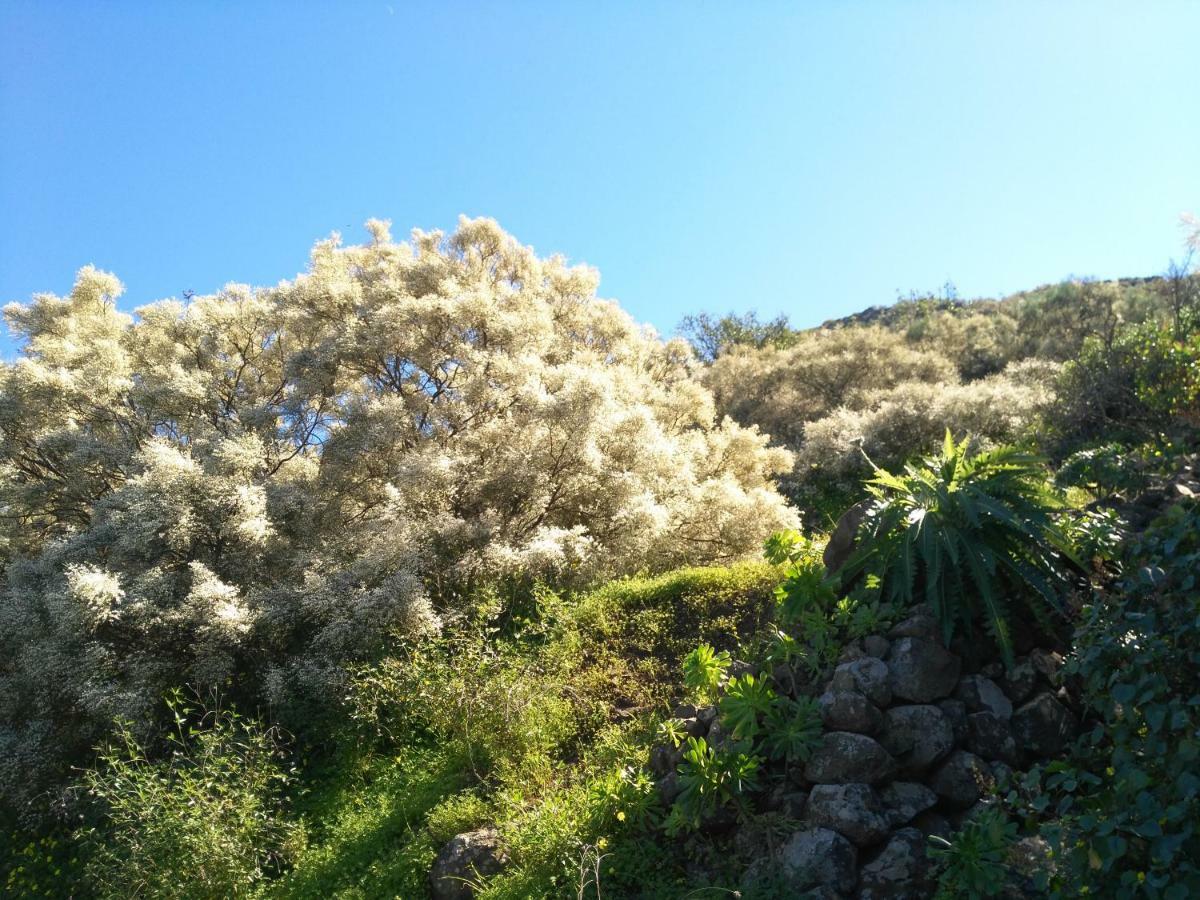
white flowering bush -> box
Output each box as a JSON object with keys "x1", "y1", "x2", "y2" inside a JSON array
[
  {"x1": 703, "y1": 326, "x2": 958, "y2": 448},
  {"x1": 0, "y1": 218, "x2": 797, "y2": 815},
  {"x1": 793, "y1": 362, "x2": 1058, "y2": 483}
]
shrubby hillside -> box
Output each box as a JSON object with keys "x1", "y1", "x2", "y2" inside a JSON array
[
  {"x1": 2, "y1": 215, "x2": 1199, "y2": 899},
  {"x1": 0, "y1": 218, "x2": 795, "y2": 814}
]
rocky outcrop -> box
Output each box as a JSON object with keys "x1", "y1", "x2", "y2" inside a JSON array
[
  {"x1": 429, "y1": 827, "x2": 508, "y2": 900},
  {"x1": 651, "y1": 608, "x2": 1077, "y2": 897}
]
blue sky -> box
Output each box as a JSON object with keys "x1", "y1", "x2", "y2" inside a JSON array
[{"x1": 1, "y1": 1, "x2": 1197, "y2": 353}]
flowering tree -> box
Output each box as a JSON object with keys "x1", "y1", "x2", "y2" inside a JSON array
[{"x1": 0, "y1": 217, "x2": 797, "y2": 813}]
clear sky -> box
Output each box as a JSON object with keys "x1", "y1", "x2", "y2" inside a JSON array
[{"x1": 1, "y1": 1, "x2": 1197, "y2": 353}]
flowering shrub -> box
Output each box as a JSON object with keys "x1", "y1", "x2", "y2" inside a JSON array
[{"x1": 0, "y1": 218, "x2": 797, "y2": 816}]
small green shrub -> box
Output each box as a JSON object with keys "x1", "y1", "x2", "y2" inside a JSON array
[
  {"x1": 929, "y1": 807, "x2": 1018, "y2": 899},
  {"x1": 78, "y1": 691, "x2": 300, "y2": 899},
  {"x1": 665, "y1": 737, "x2": 761, "y2": 834},
  {"x1": 760, "y1": 695, "x2": 822, "y2": 763},
  {"x1": 841, "y1": 432, "x2": 1080, "y2": 662},
  {"x1": 682, "y1": 644, "x2": 732, "y2": 704},
  {"x1": 719, "y1": 674, "x2": 775, "y2": 741},
  {"x1": 349, "y1": 635, "x2": 575, "y2": 782},
  {"x1": 1055, "y1": 442, "x2": 1146, "y2": 499},
  {"x1": 425, "y1": 792, "x2": 492, "y2": 845}
]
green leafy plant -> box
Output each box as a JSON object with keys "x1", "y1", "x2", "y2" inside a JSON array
[
  {"x1": 682, "y1": 643, "x2": 731, "y2": 704},
  {"x1": 773, "y1": 552, "x2": 836, "y2": 626},
  {"x1": 1055, "y1": 442, "x2": 1146, "y2": 500},
  {"x1": 719, "y1": 674, "x2": 775, "y2": 741},
  {"x1": 1029, "y1": 501, "x2": 1200, "y2": 898},
  {"x1": 760, "y1": 696, "x2": 822, "y2": 762},
  {"x1": 77, "y1": 691, "x2": 301, "y2": 900},
  {"x1": 666, "y1": 737, "x2": 761, "y2": 834},
  {"x1": 841, "y1": 431, "x2": 1081, "y2": 662},
  {"x1": 657, "y1": 718, "x2": 688, "y2": 749},
  {"x1": 929, "y1": 807, "x2": 1018, "y2": 899}
]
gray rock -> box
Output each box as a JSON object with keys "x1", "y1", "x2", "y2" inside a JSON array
[
  {"x1": 911, "y1": 809, "x2": 952, "y2": 840},
  {"x1": 839, "y1": 640, "x2": 868, "y2": 663},
  {"x1": 649, "y1": 743, "x2": 680, "y2": 776},
  {"x1": 863, "y1": 635, "x2": 891, "y2": 659},
  {"x1": 697, "y1": 705, "x2": 718, "y2": 726},
  {"x1": 1029, "y1": 648, "x2": 1064, "y2": 686},
  {"x1": 777, "y1": 827, "x2": 859, "y2": 894},
  {"x1": 824, "y1": 499, "x2": 873, "y2": 575},
  {"x1": 805, "y1": 783, "x2": 892, "y2": 846},
  {"x1": 430, "y1": 827, "x2": 508, "y2": 900},
  {"x1": 819, "y1": 689, "x2": 884, "y2": 735},
  {"x1": 955, "y1": 675, "x2": 1014, "y2": 719},
  {"x1": 804, "y1": 731, "x2": 896, "y2": 785},
  {"x1": 928, "y1": 750, "x2": 995, "y2": 810},
  {"x1": 672, "y1": 702, "x2": 698, "y2": 719},
  {"x1": 888, "y1": 611, "x2": 941, "y2": 641},
  {"x1": 857, "y1": 827, "x2": 929, "y2": 899},
  {"x1": 937, "y1": 698, "x2": 970, "y2": 743},
  {"x1": 966, "y1": 711, "x2": 1019, "y2": 766},
  {"x1": 887, "y1": 636, "x2": 962, "y2": 703},
  {"x1": 879, "y1": 704, "x2": 954, "y2": 776},
  {"x1": 832, "y1": 657, "x2": 893, "y2": 707},
  {"x1": 657, "y1": 770, "x2": 681, "y2": 805},
  {"x1": 1012, "y1": 692, "x2": 1078, "y2": 758},
  {"x1": 879, "y1": 781, "x2": 939, "y2": 827},
  {"x1": 680, "y1": 716, "x2": 708, "y2": 739},
  {"x1": 981, "y1": 661, "x2": 1004, "y2": 679},
  {"x1": 729, "y1": 659, "x2": 755, "y2": 680},
  {"x1": 999, "y1": 657, "x2": 1037, "y2": 704},
  {"x1": 706, "y1": 719, "x2": 731, "y2": 751},
  {"x1": 765, "y1": 785, "x2": 809, "y2": 819}
]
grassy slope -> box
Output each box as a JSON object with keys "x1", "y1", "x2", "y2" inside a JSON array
[{"x1": 265, "y1": 562, "x2": 780, "y2": 899}]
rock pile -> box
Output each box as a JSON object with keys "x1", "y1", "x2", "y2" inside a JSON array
[{"x1": 652, "y1": 608, "x2": 1078, "y2": 898}]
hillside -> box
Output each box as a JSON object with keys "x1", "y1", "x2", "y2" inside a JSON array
[{"x1": 2, "y1": 219, "x2": 1199, "y2": 899}]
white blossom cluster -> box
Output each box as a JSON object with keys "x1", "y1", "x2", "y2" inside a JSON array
[{"x1": 0, "y1": 218, "x2": 797, "y2": 812}]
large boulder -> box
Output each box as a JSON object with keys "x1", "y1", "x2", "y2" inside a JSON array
[
  {"x1": 857, "y1": 827, "x2": 930, "y2": 899},
  {"x1": 777, "y1": 827, "x2": 859, "y2": 894},
  {"x1": 819, "y1": 690, "x2": 884, "y2": 735},
  {"x1": 879, "y1": 704, "x2": 955, "y2": 777},
  {"x1": 824, "y1": 499, "x2": 873, "y2": 575},
  {"x1": 430, "y1": 827, "x2": 509, "y2": 900},
  {"x1": 804, "y1": 783, "x2": 891, "y2": 846},
  {"x1": 927, "y1": 751, "x2": 995, "y2": 810},
  {"x1": 879, "y1": 781, "x2": 939, "y2": 828},
  {"x1": 887, "y1": 637, "x2": 962, "y2": 703},
  {"x1": 954, "y1": 675, "x2": 1013, "y2": 720},
  {"x1": 1012, "y1": 692, "x2": 1078, "y2": 758},
  {"x1": 831, "y1": 657, "x2": 893, "y2": 708},
  {"x1": 999, "y1": 656, "x2": 1037, "y2": 704},
  {"x1": 937, "y1": 698, "x2": 970, "y2": 743},
  {"x1": 804, "y1": 732, "x2": 897, "y2": 785},
  {"x1": 966, "y1": 711, "x2": 1019, "y2": 766}
]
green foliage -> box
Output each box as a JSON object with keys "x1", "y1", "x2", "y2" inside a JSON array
[
  {"x1": 1057, "y1": 506, "x2": 1126, "y2": 573},
  {"x1": 677, "y1": 310, "x2": 797, "y2": 362},
  {"x1": 771, "y1": 537, "x2": 836, "y2": 626},
  {"x1": 1, "y1": 817, "x2": 87, "y2": 899},
  {"x1": 929, "y1": 808, "x2": 1019, "y2": 899},
  {"x1": 683, "y1": 644, "x2": 732, "y2": 705},
  {"x1": 1024, "y1": 501, "x2": 1200, "y2": 898},
  {"x1": 349, "y1": 634, "x2": 576, "y2": 783},
  {"x1": 78, "y1": 692, "x2": 300, "y2": 899},
  {"x1": 760, "y1": 695, "x2": 822, "y2": 763},
  {"x1": 666, "y1": 737, "x2": 761, "y2": 834},
  {"x1": 569, "y1": 562, "x2": 779, "y2": 711},
  {"x1": 1055, "y1": 442, "x2": 1147, "y2": 499},
  {"x1": 718, "y1": 674, "x2": 775, "y2": 741},
  {"x1": 842, "y1": 431, "x2": 1079, "y2": 663}
]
